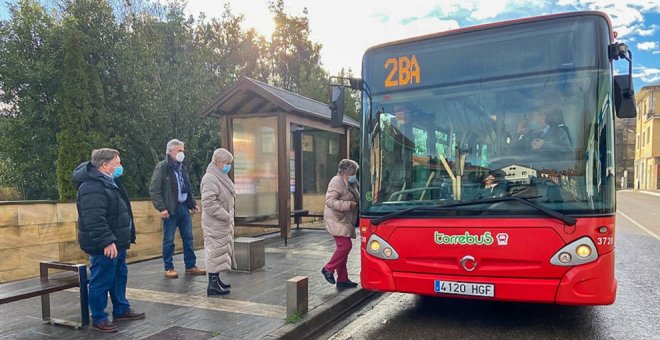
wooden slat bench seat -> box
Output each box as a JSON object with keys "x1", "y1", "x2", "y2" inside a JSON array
[{"x1": 0, "y1": 261, "x2": 89, "y2": 329}]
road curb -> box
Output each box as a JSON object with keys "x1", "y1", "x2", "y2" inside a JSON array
[{"x1": 262, "y1": 288, "x2": 379, "y2": 340}]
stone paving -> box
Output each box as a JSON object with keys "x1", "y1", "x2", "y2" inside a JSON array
[{"x1": 0, "y1": 228, "x2": 364, "y2": 340}]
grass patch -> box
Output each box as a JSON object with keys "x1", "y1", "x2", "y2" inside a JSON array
[{"x1": 285, "y1": 310, "x2": 305, "y2": 323}]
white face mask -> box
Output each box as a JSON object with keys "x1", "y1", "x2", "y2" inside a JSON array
[{"x1": 175, "y1": 152, "x2": 185, "y2": 163}]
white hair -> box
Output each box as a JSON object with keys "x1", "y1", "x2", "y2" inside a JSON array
[
  {"x1": 338, "y1": 159, "x2": 359, "y2": 175},
  {"x1": 166, "y1": 139, "x2": 184, "y2": 153}
]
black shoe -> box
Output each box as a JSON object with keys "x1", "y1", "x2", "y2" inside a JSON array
[
  {"x1": 208, "y1": 273, "x2": 230, "y2": 296},
  {"x1": 218, "y1": 277, "x2": 231, "y2": 289},
  {"x1": 336, "y1": 280, "x2": 359, "y2": 289},
  {"x1": 321, "y1": 268, "x2": 335, "y2": 284},
  {"x1": 92, "y1": 319, "x2": 118, "y2": 333},
  {"x1": 113, "y1": 308, "x2": 145, "y2": 321}
]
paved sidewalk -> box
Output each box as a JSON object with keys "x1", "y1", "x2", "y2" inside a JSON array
[{"x1": 0, "y1": 229, "x2": 375, "y2": 339}]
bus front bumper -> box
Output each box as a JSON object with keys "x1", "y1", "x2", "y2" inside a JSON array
[{"x1": 361, "y1": 250, "x2": 616, "y2": 305}]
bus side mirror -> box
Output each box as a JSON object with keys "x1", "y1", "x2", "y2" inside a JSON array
[
  {"x1": 609, "y1": 43, "x2": 637, "y2": 119},
  {"x1": 613, "y1": 75, "x2": 637, "y2": 118},
  {"x1": 329, "y1": 85, "x2": 345, "y2": 128}
]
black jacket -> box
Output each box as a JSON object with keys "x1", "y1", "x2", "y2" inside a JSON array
[
  {"x1": 149, "y1": 156, "x2": 196, "y2": 215},
  {"x1": 73, "y1": 162, "x2": 136, "y2": 255}
]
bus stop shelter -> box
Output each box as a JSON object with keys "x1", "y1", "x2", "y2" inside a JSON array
[{"x1": 198, "y1": 76, "x2": 359, "y2": 241}]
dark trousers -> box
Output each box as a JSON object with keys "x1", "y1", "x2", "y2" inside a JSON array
[
  {"x1": 324, "y1": 236, "x2": 353, "y2": 282},
  {"x1": 88, "y1": 249, "x2": 130, "y2": 323},
  {"x1": 162, "y1": 203, "x2": 197, "y2": 270}
]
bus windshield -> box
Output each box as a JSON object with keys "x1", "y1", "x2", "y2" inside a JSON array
[{"x1": 361, "y1": 15, "x2": 616, "y2": 217}]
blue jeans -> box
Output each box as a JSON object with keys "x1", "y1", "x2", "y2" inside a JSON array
[
  {"x1": 162, "y1": 203, "x2": 197, "y2": 270},
  {"x1": 88, "y1": 249, "x2": 130, "y2": 323}
]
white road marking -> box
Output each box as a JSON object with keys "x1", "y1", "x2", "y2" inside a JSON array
[{"x1": 617, "y1": 210, "x2": 660, "y2": 241}]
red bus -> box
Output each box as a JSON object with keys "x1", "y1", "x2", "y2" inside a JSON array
[{"x1": 331, "y1": 11, "x2": 636, "y2": 305}]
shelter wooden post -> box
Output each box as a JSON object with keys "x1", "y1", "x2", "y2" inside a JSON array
[
  {"x1": 278, "y1": 112, "x2": 291, "y2": 240},
  {"x1": 340, "y1": 127, "x2": 349, "y2": 159}
]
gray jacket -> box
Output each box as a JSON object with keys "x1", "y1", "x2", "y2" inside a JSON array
[{"x1": 149, "y1": 156, "x2": 196, "y2": 215}]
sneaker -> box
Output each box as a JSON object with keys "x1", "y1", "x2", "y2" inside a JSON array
[
  {"x1": 185, "y1": 267, "x2": 206, "y2": 275},
  {"x1": 113, "y1": 308, "x2": 146, "y2": 321},
  {"x1": 92, "y1": 319, "x2": 118, "y2": 333},
  {"x1": 336, "y1": 280, "x2": 359, "y2": 289},
  {"x1": 165, "y1": 269, "x2": 178, "y2": 278},
  {"x1": 321, "y1": 267, "x2": 336, "y2": 284}
]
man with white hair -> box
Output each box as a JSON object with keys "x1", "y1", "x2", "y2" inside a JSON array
[{"x1": 149, "y1": 139, "x2": 205, "y2": 278}]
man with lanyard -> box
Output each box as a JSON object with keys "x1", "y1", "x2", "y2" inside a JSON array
[{"x1": 149, "y1": 139, "x2": 205, "y2": 278}]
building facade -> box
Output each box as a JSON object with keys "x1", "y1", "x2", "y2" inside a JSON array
[{"x1": 634, "y1": 81, "x2": 660, "y2": 190}]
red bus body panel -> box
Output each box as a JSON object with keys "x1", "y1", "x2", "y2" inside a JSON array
[{"x1": 359, "y1": 216, "x2": 616, "y2": 305}]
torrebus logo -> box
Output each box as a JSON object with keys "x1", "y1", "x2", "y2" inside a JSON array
[{"x1": 434, "y1": 231, "x2": 494, "y2": 246}]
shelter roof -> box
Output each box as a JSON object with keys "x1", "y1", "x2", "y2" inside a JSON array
[{"x1": 198, "y1": 76, "x2": 360, "y2": 128}]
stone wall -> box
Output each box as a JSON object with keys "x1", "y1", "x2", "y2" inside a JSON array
[{"x1": 0, "y1": 199, "x2": 273, "y2": 283}]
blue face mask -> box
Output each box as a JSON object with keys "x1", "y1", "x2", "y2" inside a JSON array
[
  {"x1": 348, "y1": 175, "x2": 357, "y2": 184},
  {"x1": 112, "y1": 166, "x2": 123, "y2": 178},
  {"x1": 527, "y1": 120, "x2": 540, "y2": 131},
  {"x1": 222, "y1": 164, "x2": 232, "y2": 174}
]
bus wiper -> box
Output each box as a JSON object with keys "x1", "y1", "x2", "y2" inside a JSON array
[{"x1": 370, "y1": 196, "x2": 576, "y2": 226}]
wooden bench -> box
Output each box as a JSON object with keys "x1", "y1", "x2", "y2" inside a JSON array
[{"x1": 0, "y1": 261, "x2": 89, "y2": 329}]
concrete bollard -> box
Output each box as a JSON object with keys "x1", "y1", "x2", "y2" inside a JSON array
[
  {"x1": 234, "y1": 237, "x2": 265, "y2": 271},
  {"x1": 286, "y1": 276, "x2": 308, "y2": 318}
]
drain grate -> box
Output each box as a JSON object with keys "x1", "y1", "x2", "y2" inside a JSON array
[{"x1": 143, "y1": 326, "x2": 216, "y2": 340}]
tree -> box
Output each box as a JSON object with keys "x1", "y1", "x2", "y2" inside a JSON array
[
  {"x1": 267, "y1": 0, "x2": 325, "y2": 98},
  {"x1": 0, "y1": 0, "x2": 60, "y2": 199},
  {"x1": 55, "y1": 28, "x2": 96, "y2": 199}
]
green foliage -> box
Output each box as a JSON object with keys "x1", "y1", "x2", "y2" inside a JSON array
[
  {"x1": 285, "y1": 310, "x2": 305, "y2": 323},
  {"x1": 0, "y1": 0, "x2": 353, "y2": 200},
  {"x1": 0, "y1": 0, "x2": 60, "y2": 199}
]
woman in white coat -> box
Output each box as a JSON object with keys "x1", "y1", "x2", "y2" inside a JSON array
[{"x1": 200, "y1": 148, "x2": 236, "y2": 296}]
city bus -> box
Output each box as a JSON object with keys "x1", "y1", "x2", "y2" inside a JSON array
[{"x1": 330, "y1": 11, "x2": 636, "y2": 305}]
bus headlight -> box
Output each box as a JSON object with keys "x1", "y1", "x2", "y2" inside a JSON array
[
  {"x1": 550, "y1": 237, "x2": 598, "y2": 266},
  {"x1": 370, "y1": 240, "x2": 381, "y2": 252},
  {"x1": 576, "y1": 245, "x2": 592, "y2": 258},
  {"x1": 366, "y1": 234, "x2": 399, "y2": 260}
]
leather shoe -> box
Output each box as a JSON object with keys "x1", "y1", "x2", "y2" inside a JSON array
[
  {"x1": 165, "y1": 269, "x2": 178, "y2": 278},
  {"x1": 321, "y1": 267, "x2": 335, "y2": 284},
  {"x1": 186, "y1": 267, "x2": 206, "y2": 275},
  {"x1": 336, "y1": 280, "x2": 359, "y2": 289},
  {"x1": 92, "y1": 319, "x2": 118, "y2": 333},
  {"x1": 113, "y1": 308, "x2": 146, "y2": 321}
]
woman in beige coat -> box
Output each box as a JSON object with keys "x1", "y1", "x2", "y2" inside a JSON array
[
  {"x1": 200, "y1": 148, "x2": 236, "y2": 296},
  {"x1": 321, "y1": 159, "x2": 360, "y2": 289}
]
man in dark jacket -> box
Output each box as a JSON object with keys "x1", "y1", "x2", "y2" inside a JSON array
[
  {"x1": 149, "y1": 139, "x2": 205, "y2": 278},
  {"x1": 73, "y1": 148, "x2": 145, "y2": 333}
]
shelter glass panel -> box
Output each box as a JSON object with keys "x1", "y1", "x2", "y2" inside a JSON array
[
  {"x1": 233, "y1": 117, "x2": 279, "y2": 221},
  {"x1": 302, "y1": 131, "x2": 341, "y2": 214}
]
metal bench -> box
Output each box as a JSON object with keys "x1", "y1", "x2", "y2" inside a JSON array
[{"x1": 0, "y1": 261, "x2": 89, "y2": 329}]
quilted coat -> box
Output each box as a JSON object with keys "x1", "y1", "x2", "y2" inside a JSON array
[
  {"x1": 200, "y1": 163, "x2": 236, "y2": 273},
  {"x1": 323, "y1": 175, "x2": 359, "y2": 239}
]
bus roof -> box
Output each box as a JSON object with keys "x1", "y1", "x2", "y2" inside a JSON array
[{"x1": 365, "y1": 11, "x2": 614, "y2": 54}]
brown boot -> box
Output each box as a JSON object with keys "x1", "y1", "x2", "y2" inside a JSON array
[
  {"x1": 165, "y1": 269, "x2": 178, "y2": 278},
  {"x1": 92, "y1": 319, "x2": 118, "y2": 333},
  {"x1": 185, "y1": 267, "x2": 206, "y2": 275}
]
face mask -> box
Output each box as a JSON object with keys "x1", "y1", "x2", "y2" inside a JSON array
[
  {"x1": 175, "y1": 152, "x2": 185, "y2": 162},
  {"x1": 112, "y1": 166, "x2": 123, "y2": 178},
  {"x1": 527, "y1": 120, "x2": 540, "y2": 131},
  {"x1": 348, "y1": 175, "x2": 357, "y2": 184},
  {"x1": 222, "y1": 164, "x2": 232, "y2": 174}
]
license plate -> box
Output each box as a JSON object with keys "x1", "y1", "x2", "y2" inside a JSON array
[{"x1": 434, "y1": 280, "x2": 495, "y2": 297}]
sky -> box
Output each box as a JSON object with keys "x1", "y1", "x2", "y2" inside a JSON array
[
  {"x1": 182, "y1": 0, "x2": 660, "y2": 90},
  {"x1": 1, "y1": 0, "x2": 658, "y2": 89}
]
